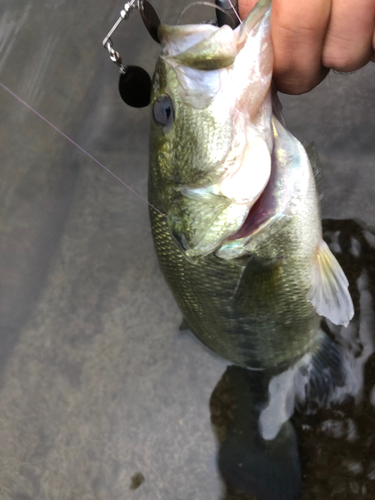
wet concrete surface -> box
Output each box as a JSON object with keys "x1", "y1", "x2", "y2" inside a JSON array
[{"x1": 0, "y1": 1, "x2": 375, "y2": 499}]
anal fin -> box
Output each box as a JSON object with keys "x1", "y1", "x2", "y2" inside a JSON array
[{"x1": 308, "y1": 240, "x2": 354, "y2": 326}]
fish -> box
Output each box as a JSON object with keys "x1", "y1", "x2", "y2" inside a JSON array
[
  {"x1": 147, "y1": 1, "x2": 354, "y2": 497},
  {"x1": 148, "y1": 0, "x2": 354, "y2": 372}
]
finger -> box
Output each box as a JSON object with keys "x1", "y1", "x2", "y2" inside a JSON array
[
  {"x1": 322, "y1": 0, "x2": 375, "y2": 72},
  {"x1": 238, "y1": 0, "x2": 259, "y2": 19},
  {"x1": 271, "y1": 0, "x2": 331, "y2": 94}
]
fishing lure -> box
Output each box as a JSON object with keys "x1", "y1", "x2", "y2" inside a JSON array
[{"x1": 102, "y1": 0, "x2": 240, "y2": 107}]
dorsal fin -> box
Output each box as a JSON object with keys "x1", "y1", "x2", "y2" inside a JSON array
[{"x1": 304, "y1": 142, "x2": 323, "y2": 200}]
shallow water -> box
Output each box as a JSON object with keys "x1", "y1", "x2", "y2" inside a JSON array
[{"x1": 0, "y1": 1, "x2": 375, "y2": 499}]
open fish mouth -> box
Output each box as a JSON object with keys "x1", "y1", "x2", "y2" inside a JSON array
[{"x1": 229, "y1": 182, "x2": 270, "y2": 241}]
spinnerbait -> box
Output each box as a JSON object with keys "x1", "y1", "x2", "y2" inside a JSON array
[{"x1": 102, "y1": 0, "x2": 240, "y2": 107}]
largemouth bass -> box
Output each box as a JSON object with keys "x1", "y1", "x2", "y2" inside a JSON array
[{"x1": 148, "y1": 0, "x2": 354, "y2": 374}]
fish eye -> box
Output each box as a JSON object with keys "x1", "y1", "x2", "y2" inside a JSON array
[{"x1": 153, "y1": 95, "x2": 173, "y2": 126}]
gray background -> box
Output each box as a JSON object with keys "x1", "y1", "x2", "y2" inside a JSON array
[{"x1": 0, "y1": 1, "x2": 374, "y2": 499}]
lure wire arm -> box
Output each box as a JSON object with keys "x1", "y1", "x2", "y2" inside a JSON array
[{"x1": 102, "y1": 0, "x2": 140, "y2": 72}]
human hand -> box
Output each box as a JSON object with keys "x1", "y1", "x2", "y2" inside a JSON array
[{"x1": 239, "y1": 0, "x2": 375, "y2": 94}]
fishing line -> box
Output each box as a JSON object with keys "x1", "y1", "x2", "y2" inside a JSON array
[
  {"x1": 0, "y1": 81, "x2": 165, "y2": 217},
  {"x1": 176, "y1": 0, "x2": 243, "y2": 27},
  {"x1": 227, "y1": 0, "x2": 243, "y2": 26},
  {"x1": 176, "y1": 1, "x2": 229, "y2": 24}
]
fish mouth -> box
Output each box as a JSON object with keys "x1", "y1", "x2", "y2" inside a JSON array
[
  {"x1": 228, "y1": 161, "x2": 275, "y2": 242},
  {"x1": 228, "y1": 191, "x2": 266, "y2": 241},
  {"x1": 226, "y1": 114, "x2": 305, "y2": 244}
]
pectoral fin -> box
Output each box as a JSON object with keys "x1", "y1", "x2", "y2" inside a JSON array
[
  {"x1": 235, "y1": 256, "x2": 283, "y2": 310},
  {"x1": 308, "y1": 240, "x2": 354, "y2": 326}
]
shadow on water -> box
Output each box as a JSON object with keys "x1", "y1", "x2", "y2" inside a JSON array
[{"x1": 208, "y1": 218, "x2": 375, "y2": 500}]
